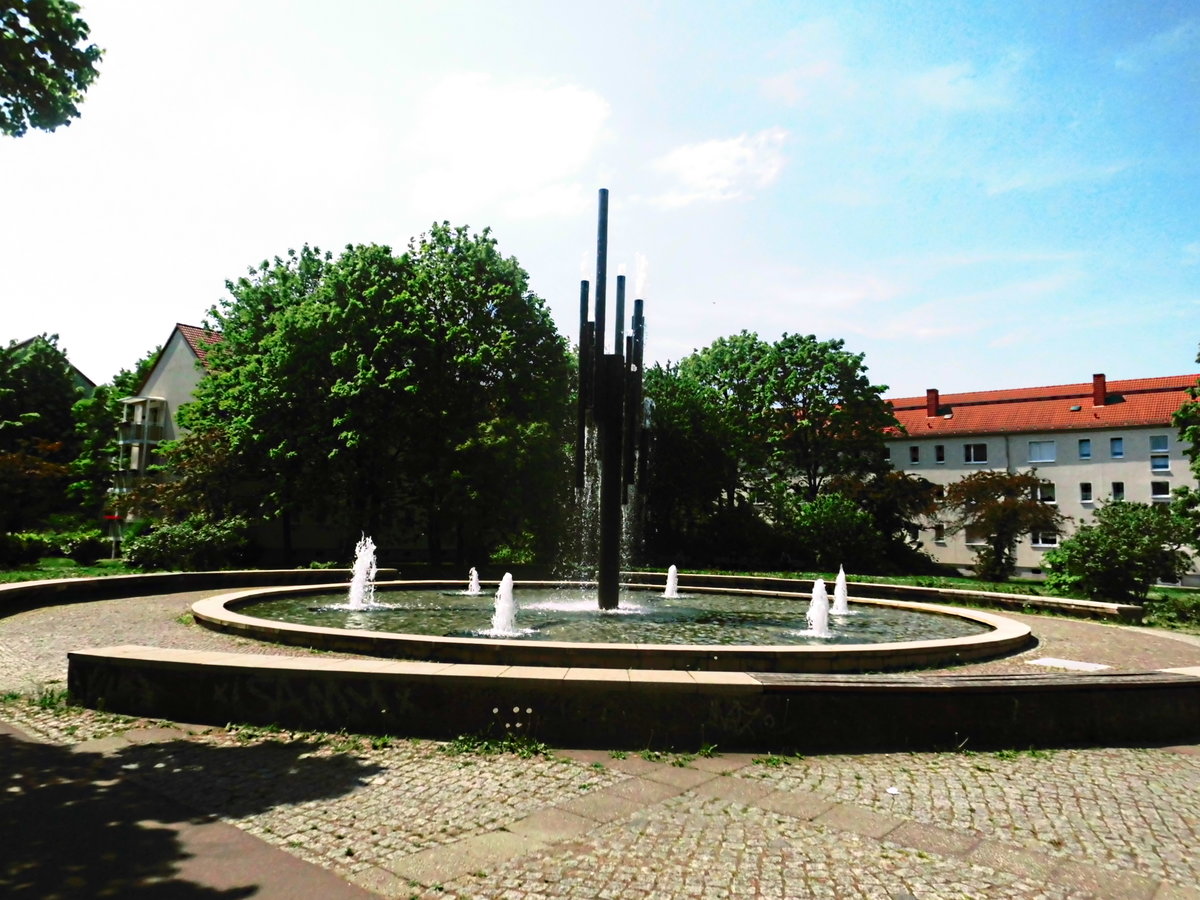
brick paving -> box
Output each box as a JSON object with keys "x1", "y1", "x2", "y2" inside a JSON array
[{"x1": 3, "y1": 588, "x2": 1200, "y2": 899}]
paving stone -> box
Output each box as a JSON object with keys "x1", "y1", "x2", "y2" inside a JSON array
[{"x1": 814, "y1": 802, "x2": 907, "y2": 839}]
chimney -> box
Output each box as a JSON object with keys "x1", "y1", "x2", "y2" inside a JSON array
[
  {"x1": 926, "y1": 388, "x2": 939, "y2": 417},
  {"x1": 1092, "y1": 373, "x2": 1106, "y2": 407}
]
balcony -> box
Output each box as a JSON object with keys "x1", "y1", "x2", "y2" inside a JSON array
[{"x1": 118, "y1": 421, "x2": 165, "y2": 443}]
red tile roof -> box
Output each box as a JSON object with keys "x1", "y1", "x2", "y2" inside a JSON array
[
  {"x1": 886, "y1": 374, "x2": 1200, "y2": 438},
  {"x1": 176, "y1": 323, "x2": 222, "y2": 368}
]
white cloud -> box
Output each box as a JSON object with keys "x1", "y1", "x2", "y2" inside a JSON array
[
  {"x1": 1116, "y1": 20, "x2": 1200, "y2": 72},
  {"x1": 983, "y1": 160, "x2": 1130, "y2": 195},
  {"x1": 649, "y1": 128, "x2": 788, "y2": 207},
  {"x1": 906, "y1": 52, "x2": 1026, "y2": 112},
  {"x1": 398, "y1": 73, "x2": 610, "y2": 219}
]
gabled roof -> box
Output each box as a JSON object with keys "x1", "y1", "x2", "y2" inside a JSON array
[
  {"x1": 886, "y1": 373, "x2": 1200, "y2": 438},
  {"x1": 176, "y1": 323, "x2": 222, "y2": 367}
]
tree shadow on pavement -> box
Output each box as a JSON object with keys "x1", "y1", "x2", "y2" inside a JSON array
[{"x1": 0, "y1": 729, "x2": 383, "y2": 898}]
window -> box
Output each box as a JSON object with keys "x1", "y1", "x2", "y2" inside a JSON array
[
  {"x1": 964, "y1": 443, "x2": 988, "y2": 463},
  {"x1": 1080, "y1": 482, "x2": 1093, "y2": 503},
  {"x1": 1110, "y1": 437, "x2": 1124, "y2": 458},
  {"x1": 964, "y1": 525, "x2": 988, "y2": 545},
  {"x1": 1112, "y1": 481, "x2": 1124, "y2": 501},
  {"x1": 1030, "y1": 530, "x2": 1059, "y2": 547},
  {"x1": 1031, "y1": 482, "x2": 1056, "y2": 504},
  {"x1": 1151, "y1": 481, "x2": 1171, "y2": 501},
  {"x1": 935, "y1": 444, "x2": 945, "y2": 463},
  {"x1": 883, "y1": 446, "x2": 891, "y2": 461},
  {"x1": 933, "y1": 523, "x2": 946, "y2": 543},
  {"x1": 1078, "y1": 438, "x2": 1091, "y2": 460},
  {"x1": 1028, "y1": 440, "x2": 1056, "y2": 463},
  {"x1": 909, "y1": 446, "x2": 920, "y2": 464},
  {"x1": 1150, "y1": 434, "x2": 1169, "y2": 471}
]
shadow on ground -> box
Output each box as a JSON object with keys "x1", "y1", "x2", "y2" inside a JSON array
[{"x1": 0, "y1": 729, "x2": 383, "y2": 897}]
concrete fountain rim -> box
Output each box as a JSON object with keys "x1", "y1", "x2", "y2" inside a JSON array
[{"x1": 189, "y1": 578, "x2": 1033, "y2": 673}]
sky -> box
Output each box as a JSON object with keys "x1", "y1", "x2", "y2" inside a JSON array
[{"x1": 2, "y1": 0, "x2": 1198, "y2": 398}]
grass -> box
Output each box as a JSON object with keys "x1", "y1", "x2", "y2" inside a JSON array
[{"x1": 0, "y1": 558, "x2": 134, "y2": 584}]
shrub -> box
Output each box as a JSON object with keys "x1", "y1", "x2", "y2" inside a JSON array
[
  {"x1": 1044, "y1": 502, "x2": 1192, "y2": 604},
  {"x1": 0, "y1": 533, "x2": 47, "y2": 568},
  {"x1": 55, "y1": 529, "x2": 108, "y2": 565},
  {"x1": 123, "y1": 515, "x2": 250, "y2": 571}
]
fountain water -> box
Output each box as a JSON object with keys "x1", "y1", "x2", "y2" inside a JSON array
[
  {"x1": 831, "y1": 565, "x2": 852, "y2": 616},
  {"x1": 806, "y1": 578, "x2": 832, "y2": 638},
  {"x1": 467, "y1": 567, "x2": 482, "y2": 596},
  {"x1": 347, "y1": 535, "x2": 378, "y2": 610},
  {"x1": 490, "y1": 572, "x2": 519, "y2": 635},
  {"x1": 664, "y1": 565, "x2": 680, "y2": 599}
]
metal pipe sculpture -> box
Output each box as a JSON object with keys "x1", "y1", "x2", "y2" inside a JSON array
[{"x1": 577, "y1": 189, "x2": 647, "y2": 610}]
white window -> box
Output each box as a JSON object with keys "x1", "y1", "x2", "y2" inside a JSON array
[
  {"x1": 1151, "y1": 481, "x2": 1171, "y2": 501},
  {"x1": 935, "y1": 444, "x2": 945, "y2": 463},
  {"x1": 964, "y1": 443, "x2": 988, "y2": 463},
  {"x1": 1030, "y1": 530, "x2": 1059, "y2": 547},
  {"x1": 1110, "y1": 437, "x2": 1124, "y2": 458},
  {"x1": 1078, "y1": 438, "x2": 1091, "y2": 460},
  {"x1": 1150, "y1": 435, "x2": 1169, "y2": 471},
  {"x1": 964, "y1": 525, "x2": 988, "y2": 545},
  {"x1": 1080, "y1": 482, "x2": 1093, "y2": 503},
  {"x1": 883, "y1": 446, "x2": 891, "y2": 461},
  {"x1": 1031, "y1": 482, "x2": 1056, "y2": 504},
  {"x1": 933, "y1": 523, "x2": 946, "y2": 543},
  {"x1": 1112, "y1": 481, "x2": 1125, "y2": 501},
  {"x1": 909, "y1": 446, "x2": 920, "y2": 464},
  {"x1": 1028, "y1": 440, "x2": 1056, "y2": 463}
]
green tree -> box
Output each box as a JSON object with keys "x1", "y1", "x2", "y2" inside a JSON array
[
  {"x1": 1172, "y1": 349, "x2": 1200, "y2": 551},
  {"x1": 941, "y1": 469, "x2": 1066, "y2": 581},
  {"x1": 0, "y1": 334, "x2": 83, "y2": 531},
  {"x1": 759, "y1": 333, "x2": 897, "y2": 501},
  {"x1": 184, "y1": 229, "x2": 571, "y2": 564},
  {"x1": 1044, "y1": 502, "x2": 1192, "y2": 603},
  {"x1": 1, "y1": 0, "x2": 102, "y2": 137}
]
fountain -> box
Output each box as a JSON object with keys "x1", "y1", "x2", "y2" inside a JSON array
[
  {"x1": 806, "y1": 578, "x2": 832, "y2": 638},
  {"x1": 489, "y1": 572, "x2": 520, "y2": 636},
  {"x1": 347, "y1": 534, "x2": 378, "y2": 609},
  {"x1": 831, "y1": 565, "x2": 853, "y2": 616},
  {"x1": 467, "y1": 567, "x2": 482, "y2": 596},
  {"x1": 664, "y1": 564, "x2": 680, "y2": 598}
]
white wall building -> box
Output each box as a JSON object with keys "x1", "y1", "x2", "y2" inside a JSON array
[{"x1": 884, "y1": 373, "x2": 1200, "y2": 585}]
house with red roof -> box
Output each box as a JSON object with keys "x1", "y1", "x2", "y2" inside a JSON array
[
  {"x1": 885, "y1": 373, "x2": 1200, "y2": 584},
  {"x1": 115, "y1": 324, "x2": 220, "y2": 496}
]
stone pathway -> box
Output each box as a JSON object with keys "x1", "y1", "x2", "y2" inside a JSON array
[{"x1": 2, "y1": 589, "x2": 1200, "y2": 898}]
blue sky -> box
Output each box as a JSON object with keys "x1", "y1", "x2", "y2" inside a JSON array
[{"x1": 2, "y1": 0, "x2": 1197, "y2": 397}]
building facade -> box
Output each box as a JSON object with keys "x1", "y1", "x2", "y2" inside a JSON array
[
  {"x1": 884, "y1": 373, "x2": 1200, "y2": 585},
  {"x1": 114, "y1": 324, "x2": 219, "y2": 500}
]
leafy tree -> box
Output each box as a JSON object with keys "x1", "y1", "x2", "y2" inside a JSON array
[
  {"x1": 940, "y1": 469, "x2": 1066, "y2": 581},
  {"x1": 759, "y1": 333, "x2": 897, "y2": 501},
  {"x1": 184, "y1": 229, "x2": 571, "y2": 564},
  {"x1": 1, "y1": 0, "x2": 103, "y2": 137},
  {"x1": 826, "y1": 470, "x2": 941, "y2": 571},
  {"x1": 0, "y1": 334, "x2": 84, "y2": 531},
  {"x1": 1044, "y1": 502, "x2": 1192, "y2": 603},
  {"x1": 1172, "y1": 349, "x2": 1200, "y2": 551}
]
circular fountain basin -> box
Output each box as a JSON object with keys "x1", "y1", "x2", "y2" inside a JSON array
[{"x1": 191, "y1": 580, "x2": 1032, "y2": 673}]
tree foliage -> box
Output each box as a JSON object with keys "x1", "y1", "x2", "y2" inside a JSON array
[
  {"x1": 1044, "y1": 502, "x2": 1193, "y2": 603},
  {"x1": 1, "y1": 0, "x2": 102, "y2": 137},
  {"x1": 179, "y1": 227, "x2": 571, "y2": 563},
  {"x1": 940, "y1": 469, "x2": 1066, "y2": 581}
]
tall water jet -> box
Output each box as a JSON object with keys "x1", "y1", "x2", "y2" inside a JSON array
[
  {"x1": 467, "y1": 567, "x2": 482, "y2": 596},
  {"x1": 806, "y1": 578, "x2": 832, "y2": 638},
  {"x1": 831, "y1": 565, "x2": 851, "y2": 616},
  {"x1": 664, "y1": 565, "x2": 680, "y2": 599},
  {"x1": 491, "y1": 572, "x2": 518, "y2": 635},
  {"x1": 347, "y1": 535, "x2": 378, "y2": 610}
]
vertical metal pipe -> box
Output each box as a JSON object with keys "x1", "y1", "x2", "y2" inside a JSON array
[
  {"x1": 575, "y1": 280, "x2": 590, "y2": 491},
  {"x1": 594, "y1": 189, "x2": 608, "y2": 360},
  {"x1": 614, "y1": 275, "x2": 626, "y2": 357}
]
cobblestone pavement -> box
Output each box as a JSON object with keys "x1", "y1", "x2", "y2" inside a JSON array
[{"x1": 3, "y1": 589, "x2": 1200, "y2": 899}]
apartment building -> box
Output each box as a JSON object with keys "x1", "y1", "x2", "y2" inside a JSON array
[
  {"x1": 884, "y1": 373, "x2": 1200, "y2": 585},
  {"x1": 114, "y1": 324, "x2": 219, "y2": 498}
]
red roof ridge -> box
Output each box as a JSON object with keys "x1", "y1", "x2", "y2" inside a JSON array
[{"x1": 175, "y1": 323, "x2": 222, "y2": 367}]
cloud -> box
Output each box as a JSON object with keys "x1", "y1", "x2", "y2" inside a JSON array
[
  {"x1": 982, "y1": 160, "x2": 1130, "y2": 195},
  {"x1": 1116, "y1": 20, "x2": 1200, "y2": 72},
  {"x1": 905, "y1": 51, "x2": 1027, "y2": 112},
  {"x1": 649, "y1": 128, "x2": 788, "y2": 208},
  {"x1": 398, "y1": 73, "x2": 610, "y2": 219}
]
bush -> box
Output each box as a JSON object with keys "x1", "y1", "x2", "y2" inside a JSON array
[
  {"x1": 1044, "y1": 502, "x2": 1192, "y2": 604},
  {"x1": 0, "y1": 533, "x2": 47, "y2": 568},
  {"x1": 123, "y1": 516, "x2": 251, "y2": 571},
  {"x1": 55, "y1": 529, "x2": 108, "y2": 565}
]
